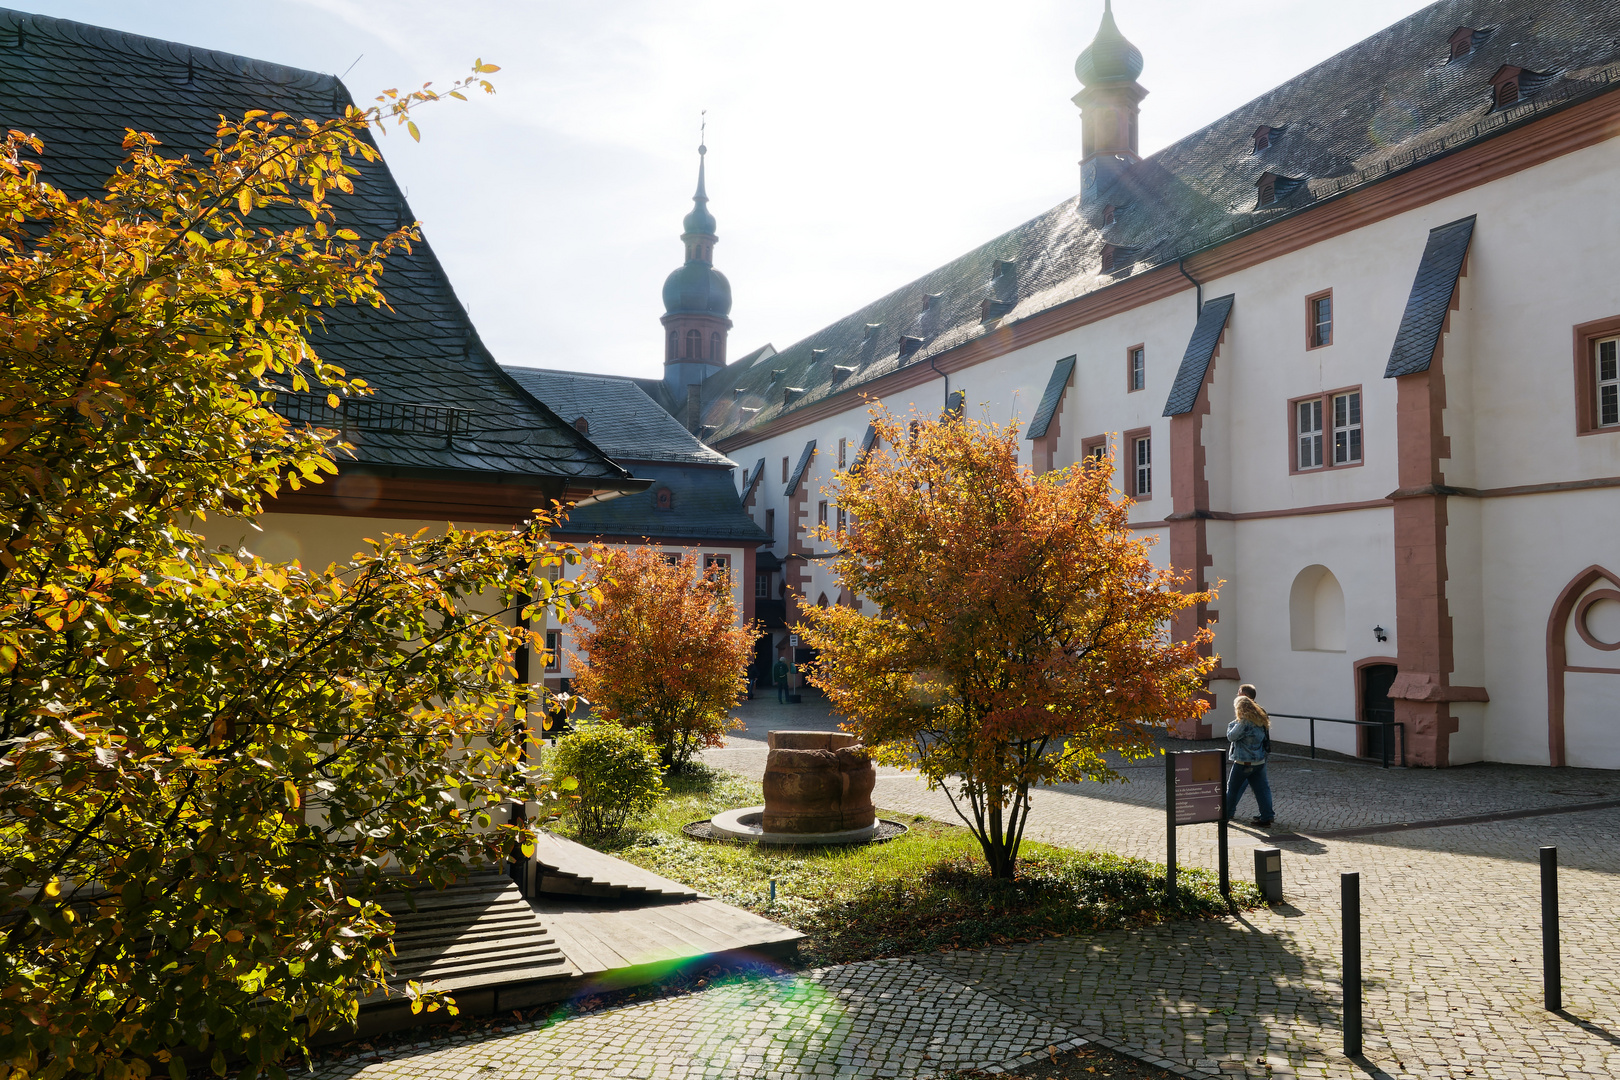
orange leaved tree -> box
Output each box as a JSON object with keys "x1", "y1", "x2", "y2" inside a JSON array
[
  {"x1": 801, "y1": 412, "x2": 1216, "y2": 878},
  {"x1": 569, "y1": 546, "x2": 755, "y2": 770}
]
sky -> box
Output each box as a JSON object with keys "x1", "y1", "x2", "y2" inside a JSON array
[{"x1": 24, "y1": 0, "x2": 1430, "y2": 379}]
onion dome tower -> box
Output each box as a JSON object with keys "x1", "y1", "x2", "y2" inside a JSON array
[
  {"x1": 661, "y1": 140, "x2": 733, "y2": 394},
  {"x1": 1073, "y1": 1, "x2": 1147, "y2": 213}
]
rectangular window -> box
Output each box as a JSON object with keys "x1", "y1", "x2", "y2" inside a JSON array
[
  {"x1": 1297, "y1": 398, "x2": 1324, "y2": 470},
  {"x1": 817, "y1": 500, "x2": 828, "y2": 528},
  {"x1": 661, "y1": 552, "x2": 680, "y2": 566},
  {"x1": 765, "y1": 508, "x2": 775, "y2": 537},
  {"x1": 1127, "y1": 345, "x2": 1146, "y2": 392},
  {"x1": 836, "y1": 506, "x2": 846, "y2": 534},
  {"x1": 838, "y1": 437, "x2": 847, "y2": 469},
  {"x1": 1599, "y1": 337, "x2": 1619, "y2": 428},
  {"x1": 1133, "y1": 436, "x2": 1151, "y2": 497},
  {"x1": 704, "y1": 554, "x2": 730, "y2": 583},
  {"x1": 1332, "y1": 391, "x2": 1362, "y2": 464},
  {"x1": 540, "y1": 561, "x2": 563, "y2": 585},
  {"x1": 755, "y1": 573, "x2": 770, "y2": 598},
  {"x1": 1307, "y1": 290, "x2": 1333, "y2": 349},
  {"x1": 782, "y1": 456, "x2": 789, "y2": 483},
  {"x1": 544, "y1": 630, "x2": 562, "y2": 673}
]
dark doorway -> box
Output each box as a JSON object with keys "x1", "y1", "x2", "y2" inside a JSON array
[
  {"x1": 1360, "y1": 663, "x2": 1397, "y2": 762},
  {"x1": 751, "y1": 636, "x2": 773, "y2": 690}
]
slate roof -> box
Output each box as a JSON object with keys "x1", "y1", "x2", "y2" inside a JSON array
[
  {"x1": 504, "y1": 368, "x2": 734, "y2": 466},
  {"x1": 555, "y1": 462, "x2": 770, "y2": 544},
  {"x1": 1383, "y1": 215, "x2": 1476, "y2": 378},
  {"x1": 698, "y1": 0, "x2": 1620, "y2": 442},
  {"x1": 0, "y1": 8, "x2": 634, "y2": 489},
  {"x1": 1027, "y1": 356, "x2": 1077, "y2": 439},
  {"x1": 1164, "y1": 295, "x2": 1235, "y2": 417},
  {"x1": 785, "y1": 441, "x2": 817, "y2": 498}
]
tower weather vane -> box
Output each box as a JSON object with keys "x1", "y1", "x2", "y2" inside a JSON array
[{"x1": 700, "y1": 109, "x2": 707, "y2": 155}]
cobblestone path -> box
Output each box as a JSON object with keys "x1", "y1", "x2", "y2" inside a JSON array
[{"x1": 316, "y1": 695, "x2": 1620, "y2": 1079}]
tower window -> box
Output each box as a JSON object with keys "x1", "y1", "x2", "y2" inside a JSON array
[
  {"x1": 686, "y1": 329, "x2": 702, "y2": 359},
  {"x1": 711, "y1": 332, "x2": 724, "y2": 364},
  {"x1": 667, "y1": 330, "x2": 677, "y2": 360},
  {"x1": 1307, "y1": 290, "x2": 1333, "y2": 349}
]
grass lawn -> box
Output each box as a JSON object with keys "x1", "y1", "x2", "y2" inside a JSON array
[{"x1": 563, "y1": 765, "x2": 1260, "y2": 966}]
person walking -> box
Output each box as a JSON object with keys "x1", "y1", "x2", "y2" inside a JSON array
[
  {"x1": 1225, "y1": 683, "x2": 1275, "y2": 827},
  {"x1": 773, "y1": 655, "x2": 791, "y2": 704}
]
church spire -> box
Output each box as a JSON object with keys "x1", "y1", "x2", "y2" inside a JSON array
[
  {"x1": 1073, "y1": 1, "x2": 1148, "y2": 212},
  {"x1": 662, "y1": 116, "x2": 733, "y2": 392}
]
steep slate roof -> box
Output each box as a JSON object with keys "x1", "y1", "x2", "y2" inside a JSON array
[
  {"x1": 1384, "y1": 215, "x2": 1476, "y2": 378},
  {"x1": 1027, "y1": 356, "x2": 1077, "y2": 439},
  {"x1": 555, "y1": 462, "x2": 770, "y2": 544},
  {"x1": 504, "y1": 368, "x2": 734, "y2": 467},
  {"x1": 697, "y1": 0, "x2": 1620, "y2": 442},
  {"x1": 0, "y1": 8, "x2": 635, "y2": 489},
  {"x1": 1164, "y1": 295, "x2": 1235, "y2": 417}
]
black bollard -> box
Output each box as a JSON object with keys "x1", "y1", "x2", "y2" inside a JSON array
[
  {"x1": 1254, "y1": 846, "x2": 1283, "y2": 903},
  {"x1": 1342, "y1": 871, "x2": 1362, "y2": 1057},
  {"x1": 1541, "y1": 846, "x2": 1561, "y2": 1011}
]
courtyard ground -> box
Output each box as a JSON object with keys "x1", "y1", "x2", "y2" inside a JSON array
[{"x1": 315, "y1": 693, "x2": 1620, "y2": 1079}]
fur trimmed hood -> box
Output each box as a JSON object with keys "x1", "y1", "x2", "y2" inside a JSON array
[{"x1": 1234, "y1": 695, "x2": 1270, "y2": 729}]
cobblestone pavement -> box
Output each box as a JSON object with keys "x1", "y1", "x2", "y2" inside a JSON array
[{"x1": 318, "y1": 695, "x2": 1620, "y2": 1079}]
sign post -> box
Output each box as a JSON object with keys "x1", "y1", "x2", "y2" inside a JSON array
[{"x1": 1165, "y1": 748, "x2": 1230, "y2": 902}]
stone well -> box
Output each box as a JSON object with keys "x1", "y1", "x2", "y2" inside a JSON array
[{"x1": 761, "y1": 730, "x2": 877, "y2": 834}]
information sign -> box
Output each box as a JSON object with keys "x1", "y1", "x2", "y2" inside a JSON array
[
  {"x1": 1174, "y1": 750, "x2": 1226, "y2": 825},
  {"x1": 789, "y1": 634, "x2": 799, "y2": 647}
]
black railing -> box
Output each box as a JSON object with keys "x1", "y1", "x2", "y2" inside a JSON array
[
  {"x1": 275, "y1": 393, "x2": 472, "y2": 448},
  {"x1": 1268, "y1": 713, "x2": 1406, "y2": 769}
]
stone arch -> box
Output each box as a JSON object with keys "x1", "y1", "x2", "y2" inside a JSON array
[
  {"x1": 1289, "y1": 564, "x2": 1345, "y2": 652},
  {"x1": 1546, "y1": 564, "x2": 1620, "y2": 767}
]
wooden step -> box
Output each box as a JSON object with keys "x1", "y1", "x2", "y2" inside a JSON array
[{"x1": 530, "y1": 831, "x2": 703, "y2": 901}]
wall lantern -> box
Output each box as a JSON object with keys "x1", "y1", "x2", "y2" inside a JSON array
[{"x1": 1373, "y1": 625, "x2": 1388, "y2": 643}]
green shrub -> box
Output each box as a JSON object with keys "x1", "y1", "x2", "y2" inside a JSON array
[{"x1": 549, "y1": 722, "x2": 665, "y2": 839}]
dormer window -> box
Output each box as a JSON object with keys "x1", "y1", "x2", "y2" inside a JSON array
[
  {"x1": 653, "y1": 487, "x2": 674, "y2": 511},
  {"x1": 1447, "y1": 26, "x2": 1493, "y2": 62},
  {"x1": 572, "y1": 416, "x2": 589, "y2": 434},
  {"x1": 1101, "y1": 204, "x2": 1116, "y2": 226},
  {"x1": 1252, "y1": 126, "x2": 1274, "y2": 152},
  {"x1": 1100, "y1": 243, "x2": 1133, "y2": 273},
  {"x1": 1496, "y1": 75, "x2": 1519, "y2": 108},
  {"x1": 1256, "y1": 172, "x2": 1307, "y2": 208},
  {"x1": 1489, "y1": 64, "x2": 1556, "y2": 111}
]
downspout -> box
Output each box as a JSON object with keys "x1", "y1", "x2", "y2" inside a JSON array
[
  {"x1": 1178, "y1": 258, "x2": 1203, "y2": 316},
  {"x1": 929, "y1": 354, "x2": 950, "y2": 413}
]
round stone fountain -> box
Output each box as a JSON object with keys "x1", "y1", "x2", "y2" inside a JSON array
[{"x1": 697, "y1": 731, "x2": 906, "y2": 845}]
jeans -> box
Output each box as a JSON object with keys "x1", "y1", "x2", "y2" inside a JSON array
[
  {"x1": 1226, "y1": 761, "x2": 1274, "y2": 821},
  {"x1": 777, "y1": 682, "x2": 788, "y2": 703}
]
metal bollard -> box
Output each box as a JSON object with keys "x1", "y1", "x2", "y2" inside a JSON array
[
  {"x1": 1253, "y1": 846, "x2": 1283, "y2": 903},
  {"x1": 1342, "y1": 871, "x2": 1362, "y2": 1057},
  {"x1": 1541, "y1": 846, "x2": 1561, "y2": 1011}
]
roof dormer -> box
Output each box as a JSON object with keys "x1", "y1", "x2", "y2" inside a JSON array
[
  {"x1": 1489, "y1": 64, "x2": 1557, "y2": 110},
  {"x1": 1447, "y1": 26, "x2": 1492, "y2": 62},
  {"x1": 1256, "y1": 171, "x2": 1308, "y2": 208},
  {"x1": 1100, "y1": 243, "x2": 1137, "y2": 275},
  {"x1": 1251, "y1": 124, "x2": 1286, "y2": 152}
]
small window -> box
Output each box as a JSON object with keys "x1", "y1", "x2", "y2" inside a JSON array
[
  {"x1": 704, "y1": 554, "x2": 730, "y2": 583},
  {"x1": 653, "y1": 487, "x2": 674, "y2": 511},
  {"x1": 1081, "y1": 434, "x2": 1108, "y2": 464},
  {"x1": 908, "y1": 420, "x2": 921, "y2": 447},
  {"x1": 1332, "y1": 391, "x2": 1363, "y2": 465},
  {"x1": 541, "y1": 561, "x2": 564, "y2": 585},
  {"x1": 711, "y1": 332, "x2": 724, "y2": 364},
  {"x1": 1132, "y1": 435, "x2": 1151, "y2": 498},
  {"x1": 661, "y1": 552, "x2": 680, "y2": 566},
  {"x1": 836, "y1": 506, "x2": 846, "y2": 534},
  {"x1": 667, "y1": 330, "x2": 677, "y2": 360},
  {"x1": 544, "y1": 630, "x2": 562, "y2": 673},
  {"x1": 1598, "y1": 337, "x2": 1618, "y2": 427},
  {"x1": 572, "y1": 416, "x2": 589, "y2": 434},
  {"x1": 1297, "y1": 399, "x2": 1324, "y2": 470},
  {"x1": 1496, "y1": 80, "x2": 1519, "y2": 108},
  {"x1": 685, "y1": 328, "x2": 702, "y2": 359},
  {"x1": 1127, "y1": 345, "x2": 1145, "y2": 392},
  {"x1": 1258, "y1": 174, "x2": 1276, "y2": 206},
  {"x1": 1254, "y1": 127, "x2": 1271, "y2": 151},
  {"x1": 838, "y1": 437, "x2": 847, "y2": 469},
  {"x1": 782, "y1": 456, "x2": 789, "y2": 483},
  {"x1": 765, "y1": 508, "x2": 776, "y2": 536},
  {"x1": 755, "y1": 573, "x2": 770, "y2": 598},
  {"x1": 1101, "y1": 204, "x2": 1116, "y2": 226},
  {"x1": 818, "y1": 500, "x2": 828, "y2": 528},
  {"x1": 1307, "y1": 291, "x2": 1333, "y2": 349}
]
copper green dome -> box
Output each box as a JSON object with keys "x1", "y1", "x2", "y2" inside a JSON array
[
  {"x1": 663, "y1": 262, "x2": 732, "y2": 316},
  {"x1": 1075, "y1": 0, "x2": 1143, "y2": 86},
  {"x1": 683, "y1": 145, "x2": 717, "y2": 236}
]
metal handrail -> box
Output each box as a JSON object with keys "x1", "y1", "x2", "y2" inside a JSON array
[{"x1": 1267, "y1": 713, "x2": 1406, "y2": 769}]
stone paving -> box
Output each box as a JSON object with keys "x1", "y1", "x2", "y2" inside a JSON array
[{"x1": 318, "y1": 692, "x2": 1620, "y2": 1079}]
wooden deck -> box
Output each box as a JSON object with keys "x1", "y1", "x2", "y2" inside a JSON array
[{"x1": 529, "y1": 830, "x2": 703, "y2": 900}]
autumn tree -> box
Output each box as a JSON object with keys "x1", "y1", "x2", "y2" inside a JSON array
[
  {"x1": 801, "y1": 412, "x2": 1216, "y2": 878},
  {"x1": 0, "y1": 67, "x2": 603, "y2": 1080},
  {"x1": 568, "y1": 546, "x2": 755, "y2": 771}
]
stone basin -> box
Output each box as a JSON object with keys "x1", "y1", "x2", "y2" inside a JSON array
[{"x1": 762, "y1": 730, "x2": 876, "y2": 834}]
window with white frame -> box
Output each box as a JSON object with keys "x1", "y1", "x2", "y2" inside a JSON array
[
  {"x1": 544, "y1": 629, "x2": 562, "y2": 672},
  {"x1": 1297, "y1": 398, "x2": 1324, "y2": 469},
  {"x1": 1332, "y1": 390, "x2": 1362, "y2": 464},
  {"x1": 1599, "y1": 336, "x2": 1619, "y2": 428},
  {"x1": 755, "y1": 573, "x2": 770, "y2": 598},
  {"x1": 836, "y1": 505, "x2": 846, "y2": 534},
  {"x1": 1128, "y1": 346, "x2": 1145, "y2": 392},
  {"x1": 703, "y1": 553, "x2": 730, "y2": 583},
  {"x1": 1133, "y1": 435, "x2": 1151, "y2": 497}
]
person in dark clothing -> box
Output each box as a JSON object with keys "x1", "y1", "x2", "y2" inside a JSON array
[
  {"x1": 773, "y1": 656, "x2": 791, "y2": 703},
  {"x1": 1225, "y1": 682, "x2": 1274, "y2": 827}
]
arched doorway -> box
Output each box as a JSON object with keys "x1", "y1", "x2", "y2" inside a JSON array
[{"x1": 1547, "y1": 565, "x2": 1620, "y2": 767}]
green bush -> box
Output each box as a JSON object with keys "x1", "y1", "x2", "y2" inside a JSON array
[{"x1": 549, "y1": 722, "x2": 666, "y2": 839}]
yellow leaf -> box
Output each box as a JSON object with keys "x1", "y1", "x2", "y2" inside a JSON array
[
  {"x1": 407, "y1": 120, "x2": 420, "y2": 143},
  {"x1": 238, "y1": 189, "x2": 252, "y2": 214},
  {"x1": 326, "y1": 393, "x2": 340, "y2": 409},
  {"x1": 44, "y1": 879, "x2": 61, "y2": 898},
  {"x1": 251, "y1": 294, "x2": 264, "y2": 317},
  {"x1": 283, "y1": 781, "x2": 301, "y2": 809},
  {"x1": 410, "y1": 999, "x2": 423, "y2": 1015}
]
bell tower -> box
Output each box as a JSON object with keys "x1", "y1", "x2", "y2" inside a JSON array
[
  {"x1": 661, "y1": 137, "x2": 733, "y2": 395},
  {"x1": 1073, "y1": 1, "x2": 1147, "y2": 213}
]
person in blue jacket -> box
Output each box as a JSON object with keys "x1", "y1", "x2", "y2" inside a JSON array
[{"x1": 1225, "y1": 683, "x2": 1274, "y2": 827}]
